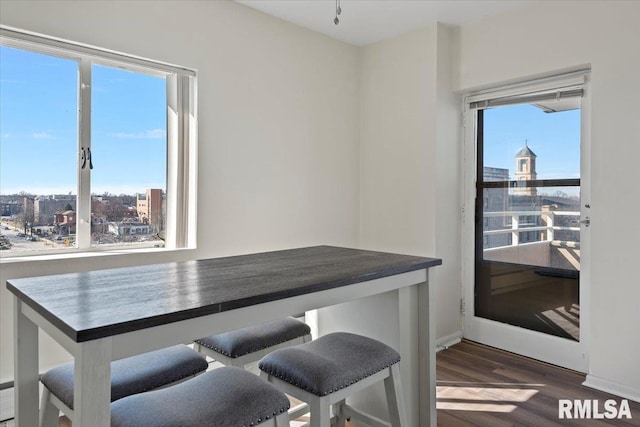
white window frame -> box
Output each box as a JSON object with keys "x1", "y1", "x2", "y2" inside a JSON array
[{"x1": 0, "y1": 26, "x2": 197, "y2": 258}]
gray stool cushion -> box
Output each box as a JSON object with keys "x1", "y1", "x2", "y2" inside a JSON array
[
  {"x1": 258, "y1": 332, "x2": 400, "y2": 396},
  {"x1": 41, "y1": 344, "x2": 208, "y2": 409},
  {"x1": 111, "y1": 366, "x2": 290, "y2": 427},
  {"x1": 195, "y1": 316, "x2": 311, "y2": 358}
]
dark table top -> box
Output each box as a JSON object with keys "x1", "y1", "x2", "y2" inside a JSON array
[{"x1": 7, "y1": 246, "x2": 441, "y2": 342}]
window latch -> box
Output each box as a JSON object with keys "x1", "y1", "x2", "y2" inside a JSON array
[
  {"x1": 81, "y1": 147, "x2": 86, "y2": 169},
  {"x1": 81, "y1": 147, "x2": 93, "y2": 170},
  {"x1": 87, "y1": 147, "x2": 93, "y2": 170}
]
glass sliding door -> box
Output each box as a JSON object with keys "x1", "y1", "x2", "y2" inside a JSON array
[
  {"x1": 463, "y1": 72, "x2": 590, "y2": 371},
  {"x1": 476, "y1": 105, "x2": 581, "y2": 341}
]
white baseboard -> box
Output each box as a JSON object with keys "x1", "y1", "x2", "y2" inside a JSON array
[
  {"x1": 436, "y1": 330, "x2": 463, "y2": 352},
  {"x1": 583, "y1": 374, "x2": 640, "y2": 403}
]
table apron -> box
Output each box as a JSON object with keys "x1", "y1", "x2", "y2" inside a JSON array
[{"x1": 111, "y1": 268, "x2": 427, "y2": 360}]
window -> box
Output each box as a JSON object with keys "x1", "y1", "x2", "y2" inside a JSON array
[{"x1": 0, "y1": 27, "x2": 197, "y2": 257}]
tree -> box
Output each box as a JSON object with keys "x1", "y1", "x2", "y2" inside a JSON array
[
  {"x1": 92, "y1": 197, "x2": 105, "y2": 218},
  {"x1": 17, "y1": 197, "x2": 35, "y2": 235},
  {"x1": 102, "y1": 197, "x2": 129, "y2": 222}
]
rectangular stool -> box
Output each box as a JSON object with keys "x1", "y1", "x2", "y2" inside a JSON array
[
  {"x1": 194, "y1": 316, "x2": 311, "y2": 367},
  {"x1": 39, "y1": 344, "x2": 208, "y2": 427},
  {"x1": 111, "y1": 366, "x2": 290, "y2": 427},
  {"x1": 259, "y1": 332, "x2": 407, "y2": 427}
]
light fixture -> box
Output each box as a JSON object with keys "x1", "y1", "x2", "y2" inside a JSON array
[{"x1": 334, "y1": 0, "x2": 342, "y2": 25}]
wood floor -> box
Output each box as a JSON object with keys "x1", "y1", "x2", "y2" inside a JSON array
[
  {"x1": 437, "y1": 340, "x2": 640, "y2": 426},
  {"x1": 3, "y1": 340, "x2": 638, "y2": 427}
]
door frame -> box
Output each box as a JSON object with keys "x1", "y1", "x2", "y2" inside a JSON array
[{"x1": 461, "y1": 71, "x2": 591, "y2": 373}]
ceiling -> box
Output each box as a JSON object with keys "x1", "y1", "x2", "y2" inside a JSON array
[{"x1": 235, "y1": 0, "x2": 534, "y2": 46}]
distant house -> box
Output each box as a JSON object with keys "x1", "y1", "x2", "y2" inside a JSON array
[
  {"x1": 108, "y1": 220, "x2": 150, "y2": 237},
  {"x1": 34, "y1": 195, "x2": 76, "y2": 225},
  {"x1": 53, "y1": 210, "x2": 76, "y2": 235},
  {"x1": 91, "y1": 215, "x2": 109, "y2": 235}
]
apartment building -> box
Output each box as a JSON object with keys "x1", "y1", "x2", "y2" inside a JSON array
[{"x1": 136, "y1": 189, "x2": 164, "y2": 233}]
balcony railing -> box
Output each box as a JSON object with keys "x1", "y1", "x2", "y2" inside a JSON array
[
  {"x1": 483, "y1": 210, "x2": 581, "y2": 271},
  {"x1": 483, "y1": 210, "x2": 580, "y2": 247}
]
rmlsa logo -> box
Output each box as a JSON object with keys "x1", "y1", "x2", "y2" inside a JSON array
[{"x1": 559, "y1": 399, "x2": 632, "y2": 419}]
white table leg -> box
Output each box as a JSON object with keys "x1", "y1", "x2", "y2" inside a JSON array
[
  {"x1": 13, "y1": 297, "x2": 39, "y2": 427},
  {"x1": 398, "y1": 283, "x2": 418, "y2": 426},
  {"x1": 74, "y1": 337, "x2": 112, "y2": 427},
  {"x1": 398, "y1": 274, "x2": 435, "y2": 427},
  {"x1": 419, "y1": 275, "x2": 436, "y2": 427}
]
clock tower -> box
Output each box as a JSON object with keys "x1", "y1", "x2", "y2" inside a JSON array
[{"x1": 514, "y1": 141, "x2": 537, "y2": 196}]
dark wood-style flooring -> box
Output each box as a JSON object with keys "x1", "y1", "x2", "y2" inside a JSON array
[{"x1": 438, "y1": 340, "x2": 640, "y2": 426}]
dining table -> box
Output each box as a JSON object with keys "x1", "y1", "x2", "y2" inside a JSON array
[{"x1": 7, "y1": 245, "x2": 442, "y2": 427}]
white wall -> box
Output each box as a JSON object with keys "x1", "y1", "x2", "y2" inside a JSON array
[
  {"x1": 318, "y1": 24, "x2": 462, "y2": 424},
  {"x1": 456, "y1": 0, "x2": 640, "y2": 399},
  {"x1": 0, "y1": 0, "x2": 361, "y2": 384},
  {"x1": 356, "y1": 23, "x2": 461, "y2": 342},
  {"x1": 434, "y1": 25, "x2": 463, "y2": 344}
]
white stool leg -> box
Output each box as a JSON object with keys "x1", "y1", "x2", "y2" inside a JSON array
[
  {"x1": 229, "y1": 359, "x2": 245, "y2": 368},
  {"x1": 309, "y1": 395, "x2": 331, "y2": 427},
  {"x1": 332, "y1": 400, "x2": 347, "y2": 427},
  {"x1": 274, "y1": 411, "x2": 290, "y2": 427},
  {"x1": 384, "y1": 364, "x2": 408, "y2": 427},
  {"x1": 39, "y1": 388, "x2": 59, "y2": 427}
]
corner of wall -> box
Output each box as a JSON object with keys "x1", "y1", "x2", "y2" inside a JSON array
[{"x1": 434, "y1": 23, "x2": 464, "y2": 340}]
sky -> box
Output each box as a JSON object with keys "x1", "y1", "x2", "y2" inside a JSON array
[
  {"x1": 483, "y1": 104, "x2": 581, "y2": 180},
  {"x1": 483, "y1": 103, "x2": 581, "y2": 197},
  {"x1": 1, "y1": 44, "x2": 581, "y2": 198},
  {"x1": 0, "y1": 45, "x2": 167, "y2": 196}
]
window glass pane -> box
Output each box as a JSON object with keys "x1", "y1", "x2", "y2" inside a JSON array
[
  {"x1": 476, "y1": 101, "x2": 581, "y2": 342},
  {"x1": 90, "y1": 64, "x2": 167, "y2": 248},
  {"x1": 482, "y1": 186, "x2": 580, "y2": 269},
  {"x1": 480, "y1": 103, "x2": 582, "y2": 269},
  {"x1": 0, "y1": 46, "x2": 78, "y2": 255},
  {"x1": 483, "y1": 104, "x2": 581, "y2": 181}
]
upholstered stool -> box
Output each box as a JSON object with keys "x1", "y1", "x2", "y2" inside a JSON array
[
  {"x1": 195, "y1": 316, "x2": 312, "y2": 367},
  {"x1": 259, "y1": 332, "x2": 407, "y2": 427},
  {"x1": 111, "y1": 366, "x2": 290, "y2": 427},
  {"x1": 39, "y1": 344, "x2": 208, "y2": 427}
]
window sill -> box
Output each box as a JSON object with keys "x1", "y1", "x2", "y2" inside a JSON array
[{"x1": 0, "y1": 246, "x2": 196, "y2": 266}]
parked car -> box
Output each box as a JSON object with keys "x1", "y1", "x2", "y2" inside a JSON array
[{"x1": 17, "y1": 232, "x2": 25, "y2": 237}]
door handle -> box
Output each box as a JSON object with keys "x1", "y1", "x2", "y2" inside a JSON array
[{"x1": 580, "y1": 217, "x2": 590, "y2": 227}]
